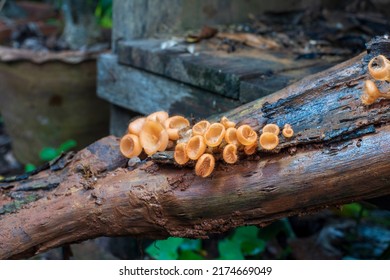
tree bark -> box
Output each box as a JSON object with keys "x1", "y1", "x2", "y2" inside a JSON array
[{"x1": 1, "y1": 38, "x2": 390, "y2": 259}]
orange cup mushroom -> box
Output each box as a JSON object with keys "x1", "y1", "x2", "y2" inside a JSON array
[
  {"x1": 224, "y1": 127, "x2": 239, "y2": 145},
  {"x1": 120, "y1": 134, "x2": 143, "y2": 158},
  {"x1": 259, "y1": 132, "x2": 279, "y2": 150},
  {"x1": 223, "y1": 144, "x2": 238, "y2": 164},
  {"x1": 244, "y1": 141, "x2": 258, "y2": 155},
  {"x1": 282, "y1": 124, "x2": 294, "y2": 138},
  {"x1": 361, "y1": 80, "x2": 381, "y2": 105},
  {"x1": 139, "y1": 120, "x2": 169, "y2": 156},
  {"x1": 164, "y1": 116, "x2": 190, "y2": 140},
  {"x1": 146, "y1": 111, "x2": 169, "y2": 123},
  {"x1": 186, "y1": 135, "x2": 207, "y2": 160},
  {"x1": 220, "y1": 116, "x2": 236, "y2": 128},
  {"x1": 237, "y1": 125, "x2": 258, "y2": 146},
  {"x1": 195, "y1": 153, "x2": 215, "y2": 177},
  {"x1": 192, "y1": 120, "x2": 210, "y2": 136},
  {"x1": 174, "y1": 142, "x2": 189, "y2": 165},
  {"x1": 262, "y1": 124, "x2": 280, "y2": 135},
  {"x1": 204, "y1": 123, "x2": 226, "y2": 147},
  {"x1": 128, "y1": 117, "x2": 146, "y2": 136},
  {"x1": 368, "y1": 55, "x2": 390, "y2": 81},
  {"x1": 361, "y1": 79, "x2": 390, "y2": 105}
]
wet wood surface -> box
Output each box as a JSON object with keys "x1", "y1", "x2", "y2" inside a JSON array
[
  {"x1": 1, "y1": 38, "x2": 390, "y2": 259},
  {"x1": 97, "y1": 53, "x2": 240, "y2": 118},
  {"x1": 117, "y1": 39, "x2": 340, "y2": 99}
]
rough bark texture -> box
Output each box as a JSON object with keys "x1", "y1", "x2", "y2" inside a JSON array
[{"x1": 1, "y1": 38, "x2": 390, "y2": 259}]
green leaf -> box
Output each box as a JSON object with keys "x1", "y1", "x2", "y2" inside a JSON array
[
  {"x1": 100, "y1": 16, "x2": 112, "y2": 28},
  {"x1": 58, "y1": 139, "x2": 77, "y2": 153},
  {"x1": 178, "y1": 250, "x2": 204, "y2": 260},
  {"x1": 232, "y1": 226, "x2": 266, "y2": 256},
  {"x1": 218, "y1": 239, "x2": 244, "y2": 260},
  {"x1": 146, "y1": 238, "x2": 184, "y2": 260},
  {"x1": 39, "y1": 147, "x2": 59, "y2": 161},
  {"x1": 339, "y1": 203, "x2": 367, "y2": 218},
  {"x1": 24, "y1": 163, "x2": 36, "y2": 173},
  {"x1": 232, "y1": 226, "x2": 259, "y2": 242}
]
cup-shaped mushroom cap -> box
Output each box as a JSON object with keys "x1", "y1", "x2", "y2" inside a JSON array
[
  {"x1": 244, "y1": 141, "x2": 258, "y2": 155},
  {"x1": 363, "y1": 80, "x2": 381, "y2": 99},
  {"x1": 282, "y1": 125, "x2": 294, "y2": 138},
  {"x1": 204, "y1": 123, "x2": 226, "y2": 147},
  {"x1": 174, "y1": 142, "x2": 189, "y2": 165},
  {"x1": 146, "y1": 111, "x2": 169, "y2": 123},
  {"x1": 186, "y1": 135, "x2": 207, "y2": 160},
  {"x1": 237, "y1": 124, "x2": 258, "y2": 146},
  {"x1": 128, "y1": 117, "x2": 146, "y2": 136},
  {"x1": 220, "y1": 116, "x2": 236, "y2": 128},
  {"x1": 361, "y1": 80, "x2": 381, "y2": 105},
  {"x1": 262, "y1": 124, "x2": 280, "y2": 135},
  {"x1": 139, "y1": 120, "x2": 169, "y2": 155},
  {"x1": 223, "y1": 143, "x2": 238, "y2": 164},
  {"x1": 164, "y1": 116, "x2": 190, "y2": 140},
  {"x1": 120, "y1": 134, "x2": 143, "y2": 158},
  {"x1": 195, "y1": 153, "x2": 215, "y2": 178},
  {"x1": 192, "y1": 120, "x2": 210, "y2": 136},
  {"x1": 224, "y1": 127, "x2": 239, "y2": 145},
  {"x1": 368, "y1": 55, "x2": 390, "y2": 81},
  {"x1": 259, "y1": 132, "x2": 279, "y2": 150}
]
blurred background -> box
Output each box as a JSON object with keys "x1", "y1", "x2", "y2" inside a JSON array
[{"x1": 0, "y1": 0, "x2": 389, "y2": 260}]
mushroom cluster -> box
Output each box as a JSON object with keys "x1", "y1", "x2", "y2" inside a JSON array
[
  {"x1": 120, "y1": 111, "x2": 190, "y2": 158},
  {"x1": 120, "y1": 111, "x2": 294, "y2": 178},
  {"x1": 361, "y1": 55, "x2": 390, "y2": 105}
]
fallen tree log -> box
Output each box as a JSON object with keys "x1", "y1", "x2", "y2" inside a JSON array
[{"x1": 1, "y1": 37, "x2": 390, "y2": 259}]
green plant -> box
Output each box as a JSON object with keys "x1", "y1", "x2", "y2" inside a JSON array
[
  {"x1": 24, "y1": 139, "x2": 77, "y2": 172},
  {"x1": 145, "y1": 220, "x2": 296, "y2": 260},
  {"x1": 338, "y1": 203, "x2": 368, "y2": 220},
  {"x1": 95, "y1": 0, "x2": 112, "y2": 28},
  {"x1": 39, "y1": 139, "x2": 77, "y2": 161},
  {"x1": 146, "y1": 237, "x2": 204, "y2": 260},
  {"x1": 218, "y1": 226, "x2": 266, "y2": 260}
]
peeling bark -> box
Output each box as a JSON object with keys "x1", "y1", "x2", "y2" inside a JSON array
[{"x1": 1, "y1": 38, "x2": 390, "y2": 259}]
